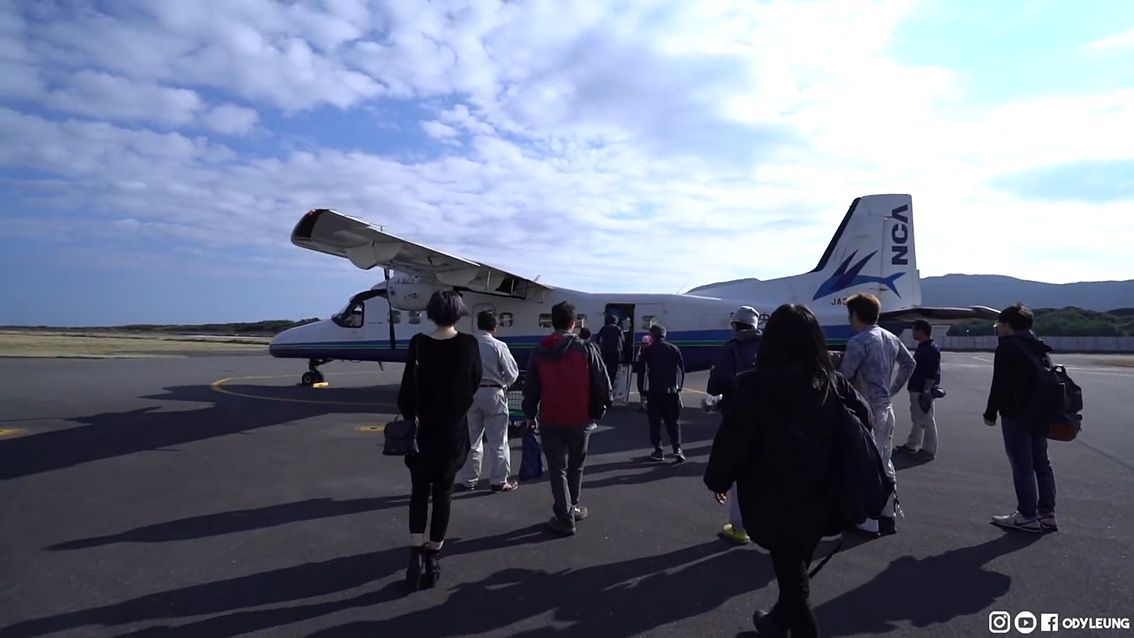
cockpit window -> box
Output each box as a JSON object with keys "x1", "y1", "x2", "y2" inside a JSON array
[{"x1": 333, "y1": 302, "x2": 364, "y2": 328}]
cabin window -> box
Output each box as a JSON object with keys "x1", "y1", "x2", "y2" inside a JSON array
[
  {"x1": 538, "y1": 313, "x2": 553, "y2": 328},
  {"x1": 408, "y1": 311, "x2": 422, "y2": 325},
  {"x1": 576, "y1": 314, "x2": 587, "y2": 328},
  {"x1": 499, "y1": 312, "x2": 514, "y2": 327},
  {"x1": 390, "y1": 310, "x2": 402, "y2": 324},
  {"x1": 640, "y1": 315, "x2": 657, "y2": 330}
]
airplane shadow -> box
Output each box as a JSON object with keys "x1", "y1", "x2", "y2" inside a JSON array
[
  {"x1": 2, "y1": 526, "x2": 566, "y2": 638},
  {"x1": 0, "y1": 382, "x2": 401, "y2": 481},
  {"x1": 46, "y1": 495, "x2": 413, "y2": 551},
  {"x1": 0, "y1": 380, "x2": 723, "y2": 482}
]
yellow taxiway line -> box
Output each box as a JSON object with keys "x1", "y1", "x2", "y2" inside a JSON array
[{"x1": 209, "y1": 371, "x2": 396, "y2": 407}]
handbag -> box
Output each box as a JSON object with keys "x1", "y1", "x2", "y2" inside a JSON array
[
  {"x1": 518, "y1": 428, "x2": 543, "y2": 481},
  {"x1": 383, "y1": 343, "x2": 420, "y2": 456}
]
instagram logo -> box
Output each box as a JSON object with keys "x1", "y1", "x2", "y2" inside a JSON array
[{"x1": 989, "y1": 611, "x2": 1012, "y2": 633}]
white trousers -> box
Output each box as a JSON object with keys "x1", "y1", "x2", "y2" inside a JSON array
[
  {"x1": 457, "y1": 387, "x2": 511, "y2": 486},
  {"x1": 905, "y1": 391, "x2": 938, "y2": 454},
  {"x1": 728, "y1": 484, "x2": 743, "y2": 529},
  {"x1": 874, "y1": 404, "x2": 897, "y2": 518}
]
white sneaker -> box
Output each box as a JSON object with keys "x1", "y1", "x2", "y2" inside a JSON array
[{"x1": 991, "y1": 511, "x2": 1042, "y2": 533}]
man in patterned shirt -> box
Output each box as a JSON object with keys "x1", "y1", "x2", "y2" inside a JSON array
[{"x1": 834, "y1": 292, "x2": 916, "y2": 536}]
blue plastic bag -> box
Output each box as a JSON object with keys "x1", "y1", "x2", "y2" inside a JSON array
[{"x1": 518, "y1": 429, "x2": 543, "y2": 481}]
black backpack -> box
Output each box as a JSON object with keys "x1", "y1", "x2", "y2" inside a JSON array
[
  {"x1": 1022, "y1": 351, "x2": 1084, "y2": 442},
  {"x1": 808, "y1": 378, "x2": 896, "y2": 578},
  {"x1": 829, "y1": 381, "x2": 895, "y2": 530}
]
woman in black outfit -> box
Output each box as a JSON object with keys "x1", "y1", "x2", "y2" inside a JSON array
[
  {"x1": 397, "y1": 290, "x2": 483, "y2": 592},
  {"x1": 704, "y1": 303, "x2": 870, "y2": 638}
]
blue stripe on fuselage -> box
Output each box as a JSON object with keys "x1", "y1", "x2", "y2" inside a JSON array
[{"x1": 268, "y1": 323, "x2": 907, "y2": 374}]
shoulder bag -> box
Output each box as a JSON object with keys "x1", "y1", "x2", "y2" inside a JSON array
[{"x1": 383, "y1": 340, "x2": 420, "y2": 456}]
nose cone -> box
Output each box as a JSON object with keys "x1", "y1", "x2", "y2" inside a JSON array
[{"x1": 269, "y1": 321, "x2": 326, "y2": 358}]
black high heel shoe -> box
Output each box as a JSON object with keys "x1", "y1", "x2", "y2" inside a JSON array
[
  {"x1": 405, "y1": 545, "x2": 425, "y2": 593},
  {"x1": 421, "y1": 547, "x2": 442, "y2": 589}
]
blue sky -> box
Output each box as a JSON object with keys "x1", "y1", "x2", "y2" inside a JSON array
[{"x1": 1, "y1": 0, "x2": 1133, "y2": 326}]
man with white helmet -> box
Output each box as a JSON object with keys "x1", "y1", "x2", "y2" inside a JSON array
[{"x1": 706, "y1": 306, "x2": 763, "y2": 543}]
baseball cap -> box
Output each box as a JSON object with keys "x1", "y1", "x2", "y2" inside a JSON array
[{"x1": 732, "y1": 306, "x2": 760, "y2": 327}]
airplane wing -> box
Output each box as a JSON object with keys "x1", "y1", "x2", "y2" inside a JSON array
[
  {"x1": 879, "y1": 305, "x2": 1001, "y2": 323},
  {"x1": 290, "y1": 208, "x2": 551, "y2": 299}
]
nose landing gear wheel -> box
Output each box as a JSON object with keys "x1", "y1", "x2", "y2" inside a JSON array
[
  {"x1": 301, "y1": 360, "x2": 329, "y2": 386},
  {"x1": 300, "y1": 370, "x2": 326, "y2": 385}
]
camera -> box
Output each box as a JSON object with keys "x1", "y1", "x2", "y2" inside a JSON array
[{"x1": 701, "y1": 395, "x2": 722, "y2": 413}]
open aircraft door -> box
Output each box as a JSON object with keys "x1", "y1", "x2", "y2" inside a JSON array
[
  {"x1": 602, "y1": 303, "x2": 634, "y2": 405},
  {"x1": 602, "y1": 303, "x2": 666, "y2": 406},
  {"x1": 632, "y1": 304, "x2": 666, "y2": 404}
]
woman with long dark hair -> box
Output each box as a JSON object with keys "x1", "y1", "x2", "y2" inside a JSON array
[
  {"x1": 397, "y1": 290, "x2": 483, "y2": 593},
  {"x1": 704, "y1": 303, "x2": 872, "y2": 637}
]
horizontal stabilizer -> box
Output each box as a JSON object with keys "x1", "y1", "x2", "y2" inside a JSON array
[{"x1": 879, "y1": 305, "x2": 1000, "y2": 323}]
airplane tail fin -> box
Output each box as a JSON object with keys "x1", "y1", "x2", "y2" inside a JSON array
[
  {"x1": 685, "y1": 193, "x2": 1000, "y2": 326},
  {"x1": 807, "y1": 194, "x2": 920, "y2": 308}
]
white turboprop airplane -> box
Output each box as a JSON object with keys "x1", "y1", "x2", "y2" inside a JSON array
[{"x1": 269, "y1": 194, "x2": 998, "y2": 398}]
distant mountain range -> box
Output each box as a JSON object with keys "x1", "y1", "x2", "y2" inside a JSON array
[
  {"x1": 921, "y1": 275, "x2": 1134, "y2": 312},
  {"x1": 686, "y1": 274, "x2": 1134, "y2": 312}
]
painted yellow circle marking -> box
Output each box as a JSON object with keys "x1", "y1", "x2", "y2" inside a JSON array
[
  {"x1": 0, "y1": 428, "x2": 27, "y2": 437},
  {"x1": 209, "y1": 371, "x2": 397, "y2": 407},
  {"x1": 356, "y1": 425, "x2": 386, "y2": 433}
]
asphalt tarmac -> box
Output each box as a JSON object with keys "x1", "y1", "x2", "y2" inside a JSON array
[{"x1": 1, "y1": 352, "x2": 1132, "y2": 637}]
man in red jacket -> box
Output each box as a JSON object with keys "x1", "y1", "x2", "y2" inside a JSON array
[{"x1": 522, "y1": 300, "x2": 613, "y2": 535}]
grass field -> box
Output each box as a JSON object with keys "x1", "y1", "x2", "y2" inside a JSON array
[
  {"x1": 0, "y1": 330, "x2": 270, "y2": 358},
  {"x1": 1096, "y1": 359, "x2": 1134, "y2": 368}
]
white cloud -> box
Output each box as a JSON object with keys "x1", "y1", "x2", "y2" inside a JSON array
[
  {"x1": 43, "y1": 71, "x2": 204, "y2": 128},
  {"x1": 420, "y1": 119, "x2": 460, "y2": 141},
  {"x1": 1, "y1": 0, "x2": 1133, "y2": 325},
  {"x1": 1086, "y1": 26, "x2": 1134, "y2": 50},
  {"x1": 201, "y1": 103, "x2": 260, "y2": 136}
]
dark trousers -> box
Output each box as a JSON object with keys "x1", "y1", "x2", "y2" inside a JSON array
[
  {"x1": 540, "y1": 424, "x2": 594, "y2": 526},
  {"x1": 646, "y1": 392, "x2": 681, "y2": 451},
  {"x1": 1001, "y1": 416, "x2": 1057, "y2": 518},
  {"x1": 407, "y1": 458, "x2": 458, "y2": 543},
  {"x1": 767, "y1": 537, "x2": 822, "y2": 638},
  {"x1": 603, "y1": 353, "x2": 620, "y2": 382}
]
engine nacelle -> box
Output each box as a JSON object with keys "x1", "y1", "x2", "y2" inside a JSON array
[{"x1": 386, "y1": 277, "x2": 438, "y2": 311}]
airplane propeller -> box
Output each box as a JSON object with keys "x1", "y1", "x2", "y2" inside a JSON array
[{"x1": 384, "y1": 267, "x2": 396, "y2": 350}]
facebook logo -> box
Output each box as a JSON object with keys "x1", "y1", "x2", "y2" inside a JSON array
[{"x1": 1041, "y1": 614, "x2": 1059, "y2": 631}]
